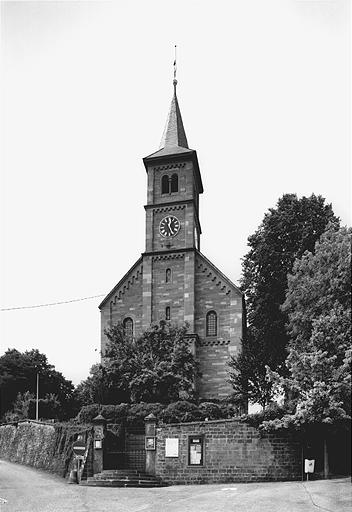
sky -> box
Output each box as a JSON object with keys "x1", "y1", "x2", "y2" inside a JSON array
[{"x1": 0, "y1": 0, "x2": 350, "y2": 386}]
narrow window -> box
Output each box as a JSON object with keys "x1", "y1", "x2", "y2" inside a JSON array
[
  {"x1": 166, "y1": 268, "x2": 171, "y2": 283},
  {"x1": 161, "y1": 175, "x2": 169, "y2": 194},
  {"x1": 170, "y1": 174, "x2": 178, "y2": 193},
  {"x1": 165, "y1": 306, "x2": 170, "y2": 321},
  {"x1": 123, "y1": 317, "x2": 133, "y2": 338},
  {"x1": 206, "y1": 310, "x2": 217, "y2": 336}
]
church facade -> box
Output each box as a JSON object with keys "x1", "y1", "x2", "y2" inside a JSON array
[{"x1": 99, "y1": 80, "x2": 244, "y2": 399}]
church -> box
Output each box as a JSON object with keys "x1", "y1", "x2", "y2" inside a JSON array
[{"x1": 99, "y1": 77, "x2": 244, "y2": 399}]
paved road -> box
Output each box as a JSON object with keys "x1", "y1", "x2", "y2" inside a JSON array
[{"x1": 0, "y1": 460, "x2": 350, "y2": 512}]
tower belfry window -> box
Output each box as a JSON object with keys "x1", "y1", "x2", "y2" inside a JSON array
[
  {"x1": 161, "y1": 175, "x2": 169, "y2": 194},
  {"x1": 161, "y1": 174, "x2": 178, "y2": 194},
  {"x1": 171, "y1": 174, "x2": 178, "y2": 193},
  {"x1": 206, "y1": 311, "x2": 217, "y2": 336}
]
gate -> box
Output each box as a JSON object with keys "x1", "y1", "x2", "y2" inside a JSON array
[{"x1": 104, "y1": 424, "x2": 145, "y2": 471}]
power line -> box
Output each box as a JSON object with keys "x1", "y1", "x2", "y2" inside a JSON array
[{"x1": 1, "y1": 294, "x2": 105, "y2": 312}]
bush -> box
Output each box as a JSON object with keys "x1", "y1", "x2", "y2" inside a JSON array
[
  {"x1": 101, "y1": 404, "x2": 129, "y2": 423},
  {"x1": 241, "y1": 403, "x2": 289, "y2": 429},
  {"x1": 160, "y1": 401, "x2": 204, "y2": 424},
  {"x1": 198, "y1": 402, "x2": 222, "y2": 420},
  {"x1": 126, "y1": 403, "x2": 164, "y2": 426},
  {"x1": 76, "y1": 404, "x2": 100, "y2": 424}
]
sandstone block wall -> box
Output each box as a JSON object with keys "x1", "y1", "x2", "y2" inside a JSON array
[
  {"x1": 100, "y1": 261, "x2": 143, "y2": 348},
  {"x1": 155, "y1": 419, "x2": 302, "y2": 484},
  {"x1": 195, "y1": 253, "x2": 243, "y2": 398}
]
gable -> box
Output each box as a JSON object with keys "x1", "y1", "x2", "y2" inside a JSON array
[
  {"x1": 98, "y1": 257, "x2": 143, "y2": 309},
  {"x1": 195, "y1": 251, "x2": 242, "y2": 297}
]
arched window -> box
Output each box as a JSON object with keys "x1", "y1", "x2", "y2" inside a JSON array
[
  {"x1": 166, "y1": 268, "x2": 171, "y2": 283},
  {"x1": 170, "y1": 174, "x2": 178, "y2": 193},
  {"x1": 206, "y1": 310, "x2": 217, "y2": 336},
  {"x1": 123, "y1": 317, "x2": 133, "y2": 338},
  {"x1": 165, "y1": 306, "x2": 170, "y2": 321},
  {"x1": 161, "y1": 175, "x2": 169, "y2": 194}
]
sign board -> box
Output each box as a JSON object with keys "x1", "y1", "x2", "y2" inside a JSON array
[
  {"x1": 188, "y1": 435, "x2": 204, "y2": 466},
  {"x1": 72, "y1": 440, "x2": 86, "y2": 456},
  {"x1": 165, "y1": 438, "x2": 179, "y2": 458},
  {"x1": 145, "y1": 436, "x2": 156, "y2": 451},
  {"x1": 304, "y1": 459, "x2": 315, "y2": 473}
]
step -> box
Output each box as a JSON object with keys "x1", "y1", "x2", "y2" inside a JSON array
[
  {"x1": 100, "y1": 470, "x2": 143, "y2": 476},
  {"x1": 92, "y1": 473, "x2": 160, "y2": 481},
  {"x1": 81, "y1": 479, "x2": 165, "y2": 488}
]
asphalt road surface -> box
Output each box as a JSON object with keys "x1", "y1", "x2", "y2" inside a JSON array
[{"x1": 0, "y1": 460, "x2": 350, "y2": 512}]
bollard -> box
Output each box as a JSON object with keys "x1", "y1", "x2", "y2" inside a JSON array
[
  {"x1": 68, "y1": 458, "x2": 79, "y2": 484},
  {"x1": 68, "y1": 468, "x2": 78, "y2": 484}
]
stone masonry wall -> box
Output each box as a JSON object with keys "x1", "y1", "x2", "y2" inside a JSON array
[
  {"x1": 101, "y1": 262, "x2": 143, "y2": 348},
  {"x1": 155, "y1": 419, "x2": 302, "y2": 484},
  {"x1": 0, "y1": 421, "x2": 63, "y2": 473},
  {"x1": 195, "y1": 253, "x2": 243, "y2": 398}
]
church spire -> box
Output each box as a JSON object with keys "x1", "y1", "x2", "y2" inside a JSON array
[{"x1": 159, "y1": 51, "x2": 189, "y2": 150}]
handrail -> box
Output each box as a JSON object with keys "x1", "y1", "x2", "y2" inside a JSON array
[{"x1": 78, "y1": 430, "x2": 93, "y2": 482}]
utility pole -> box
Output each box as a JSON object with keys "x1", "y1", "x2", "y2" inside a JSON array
[{"x1": 36, "y1": 372, "x2": 39, "y2": 420}]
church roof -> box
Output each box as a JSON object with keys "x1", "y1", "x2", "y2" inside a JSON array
[
  {"x1": 159, "y1": 83, "x2": 189, "y2": 150},
  {"x1": 144, "y1": 80, "x2": 192, "y2": 160}
]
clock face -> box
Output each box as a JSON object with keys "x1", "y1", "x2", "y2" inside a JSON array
[{"x1": 159, "y1": 215, "x2": 180, "y2": 238}]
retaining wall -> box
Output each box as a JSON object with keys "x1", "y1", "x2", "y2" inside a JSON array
[{"x1": 155, "y1": 418, "x2": 302, "y2": 484}]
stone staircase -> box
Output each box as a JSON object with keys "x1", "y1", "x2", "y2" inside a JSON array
[{"x1": 81, "y1": 469, "x2": 166, "y2": 488}]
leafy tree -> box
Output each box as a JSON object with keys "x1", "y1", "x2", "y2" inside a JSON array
[
  {"x1": 102, "y1": 321, "x2": 200, "y2": 404},
  {"x1": 73, "y1": 363, "x2": 109, "y2": 406},
  {"x1": 0, "y1": 348, "x2": 74, "y2": 419},
  {"x1": 263, "y1": 225, "x2": 351, "y2": 431},
  {"x1": 229, "y1": 194, "x2": 338, "y2": 408}
]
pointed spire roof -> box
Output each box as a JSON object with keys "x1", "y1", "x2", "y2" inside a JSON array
[
  {"x1": 145, "y1": 79, "x2": 192, "y2": 159},
  {"x1": 143, "y1": 70, "x2": 203, "y2": 194},
  {"x1": 159, "y1": 80, "x2": 189, "y2": 150}
]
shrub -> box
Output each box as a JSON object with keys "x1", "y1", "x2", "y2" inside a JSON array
[
  {"x1": 76, "y1": 404, "x2": 100, "y2": 424},
  {"x1": 160, "y1": 401, "x2": 203, "y2": 424},
  {"x1": 198, "y1": 402, "x2": 222, "y2": 420},
  {"x1": 126, "y1": 403, "x2": 163, "y2": 426},
  {"x1": 101, "y1": 404, "x2": 129, "y2": 423},
  {"x1": 241, "y1": 403, "x2": 289, "y2": 429}
]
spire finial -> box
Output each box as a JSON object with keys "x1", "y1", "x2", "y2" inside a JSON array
[{"x1": 173, "y1": 45, "x2": 177, "y2": 91}]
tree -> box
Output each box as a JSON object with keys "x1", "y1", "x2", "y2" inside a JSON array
[
  {"x1": 100, "y1": 321, "x2": 200, "y2": 404},
  {"x1": 74, "y1": 363, "x2": 110, "y2": 406},
  {"x1": 229, "y1": 194, "x2": 338, "y2": 408},
  {"x1": 0, "y1": 348, "x2": 74, "y2": 419},
  {"x1": 264, "y1": 225, "x2": 351, "y2": 431}
]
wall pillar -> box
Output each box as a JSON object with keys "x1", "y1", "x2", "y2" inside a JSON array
[
  {"x1": 92, "y1": 414, "x2": 107, "y2": 475},
  {"x1": 144, "y1": 413, "x2": 157, "y2": 475}
]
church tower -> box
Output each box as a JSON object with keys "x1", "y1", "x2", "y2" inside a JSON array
[
  {"x1": 141, "y1": 77, "x2": 203, "y2": 334},
  {"x1": 99, "y1": 76, "x2": 243, "y2": 399}
]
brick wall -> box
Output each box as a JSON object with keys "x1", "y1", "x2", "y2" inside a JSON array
[
  {"x1": 101, "y1": 262, "x2": 143, "y2": 346},
  {"x1": 195, "y1": 253, "x2": 243, "y2": 398},
  {"x1": 155, "y1": 419, "x2": 302, "y2": 484}
]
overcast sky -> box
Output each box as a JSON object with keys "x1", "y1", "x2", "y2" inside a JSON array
[{"x1": 1, "y1": 0, "x2": 350, "y2": 386}]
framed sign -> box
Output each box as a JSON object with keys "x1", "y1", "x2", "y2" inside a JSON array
[
  {"x1": 188, "y1": 435, "x2": 204, "y2": 466},
  {"x1": 145, "y1": 436, "x2": 156, "y2": 451},
  {"x1": 165, "y1": 438, "x2": 179, "y2": 457}
]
